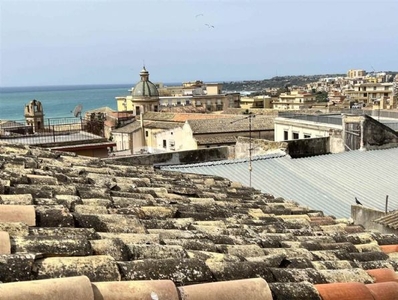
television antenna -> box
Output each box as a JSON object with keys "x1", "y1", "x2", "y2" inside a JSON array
[
  {"x1": 72, "y1": 104, "x2": 83, "y2": 118},
  {"x1": 231, "y1": 112, "x2": 256, "y2": 187}
]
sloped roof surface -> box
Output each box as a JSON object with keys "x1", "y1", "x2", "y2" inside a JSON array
[
  {"x1": 162, "y1": 148, "x2": 398, "y2": 218},
  {"x1": 112, "y1": 121, "x2": 141, "y2": 133},
  {"x1": 375, "y1": 211, "x2": 398, "y2": 229},
  {"x1": 188, "y1": 115, "x2": 275, "y2": 134},
  {"x1": 144, "y1": 121, "x2": 184, "y2": 130},
  {"x1": 1, "y1": 143, "x2": 398, "y2": 299},
  {"x1": 143, "y1": 112, "x2": 232, "y2": 122}
]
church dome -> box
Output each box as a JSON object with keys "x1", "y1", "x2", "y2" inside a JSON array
[{"x1": 132, "y1": 67, "x2": 159, "y2": 98}]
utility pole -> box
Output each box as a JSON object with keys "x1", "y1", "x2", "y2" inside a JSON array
[{"x1": 231, "y1": 111, "x2": 256, "y2": 187}]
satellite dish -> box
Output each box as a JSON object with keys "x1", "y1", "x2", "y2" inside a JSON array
[{"x1": 72, "y1": 104, "x2": 83, "y2": 118}]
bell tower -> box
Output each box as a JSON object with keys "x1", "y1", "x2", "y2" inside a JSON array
[{"x1": 24, "y1": 99, "x2": 44, "y2": 133}]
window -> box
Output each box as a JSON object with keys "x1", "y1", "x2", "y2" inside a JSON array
[
  {"x1": 163, "y1": 140, "x2": 167, "y2": 148},
  {"x1": 293, "y1": 132, "x2": 299, "y2": 139},
  {"x1": 145, "y1": 130, "x2": 149, "y2": 137},
  {"x1": 304, "y1": 134, "x2": 311, "y2": 138},
  {"x1": 384, "y1": 93, "x2": 388, "y2": 97},
  {"x1": 284, "y1": 130, "x2": 289, "y2": 140},
  {"x1": 170, "y1": 140, "x2": 175, "y2": 150}
]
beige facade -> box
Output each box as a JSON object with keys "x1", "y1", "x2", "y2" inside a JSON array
[
  {"x1": 111, "y1": 121, "x2": 144, "y2": 155},
  {"x1": 191, "y1": 93, "x2": 240, "y2": 112},
  {"x1": 146, "y1": 125, "x2": 197, "y2": 153},
  {"x1": 240, "y1": 95, "x2": 272, "y2": 110},
  {"x1": 347, "y1": 69, "x2": 366, "y2": 78},
  {"x1": 344, "y1": 82, "x2": 395, "y2": 107},
  {"x1": 273, "y1": 91, "x2": 316, "y2": 110},
  {"x1": 206, "y1": 83, "x2": 223, "y2": 95}
]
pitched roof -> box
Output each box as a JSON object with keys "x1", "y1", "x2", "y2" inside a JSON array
[
  {"x1": 112, "y1": 120, "x2": 141, "y2": 133},
  {"x1": 187, "y1": 115, "x2": 275, "y2": 134},
  {"x1": 162, "y1": 148, "x2": 398, "y2": 218},
  {"x1": 1, "y1": 143, "x2": 398, "y2": 299},
  {"x1": 374, "y1": 211, "x2": 398, "y2": 229},
  {"x1": 143, "y1": 112, "x2": 232, "y2": 122},
  {"x1": 144, "y1": 121, "x2": 184, "y2": 130}
]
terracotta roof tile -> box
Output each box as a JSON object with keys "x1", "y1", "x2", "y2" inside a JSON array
[{"x1": 1, "y1": 143, "x2": 398, "y2": 298}]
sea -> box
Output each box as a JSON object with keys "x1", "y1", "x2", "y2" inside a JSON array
[{"x1": 0, "y1": 83, "x2": 177, "y2": 121}]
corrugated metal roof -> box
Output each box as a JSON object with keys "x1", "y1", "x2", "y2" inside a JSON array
[{"x1": 161, "y1": 148, "x2": 398, "y2": 219}]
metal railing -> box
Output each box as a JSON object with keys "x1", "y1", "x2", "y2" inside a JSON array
[
  {"x1": 278, "y1": 113, "x2": 343, "y2": 125},
  {"x1": 0, "y1": 117, "x2": 106, "y2": 145}
]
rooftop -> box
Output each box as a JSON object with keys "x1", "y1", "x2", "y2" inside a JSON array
[{"x1": 0, "y1": 142, "x2": 398, "y2": 299}]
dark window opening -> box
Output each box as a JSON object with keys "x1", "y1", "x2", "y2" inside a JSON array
[{"x1": 284, "y1": 130, "x2": 289, "y2": 140}]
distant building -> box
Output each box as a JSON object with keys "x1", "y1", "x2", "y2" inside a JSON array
[
  {"x1": 24, "y1": 99, "x2": 44, "y2": 133},
  {"x1": 347, "y1": 69, "x2": 366, "y2": 79},
  {"x1": 240, "y1": 95, "x2": 272, "y2": 110},
  {"x1": 274, "y1": 113, "x2": 398, "y2": 153},
  {"x1": 273, "y1": 91, "x2": 316, "y2": 110},
  {"x1": 116, "y1": 68, "x2": 240, "y2": 114},
  {"x1": 344, "y1": 82, "x2": 395, "y2": 108},
  {"x1": 115, "y1": 66, "x2": 160, "y2": 115}
]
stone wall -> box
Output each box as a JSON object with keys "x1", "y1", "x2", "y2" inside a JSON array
[
  {"x1": 235, "y1": 137, "x2": 287, "y2": 159},
  {"x1": 105, "y1": 147, "x2": 233, "y2": 166}
]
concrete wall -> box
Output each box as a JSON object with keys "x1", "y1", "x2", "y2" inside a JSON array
[
  {"x1": 105, "y1": 146, "x2": 232, "y2": 166},
  {"x1": 285, "y1": 137, "x2": 330, "y2": 158},
  {"x1": 351, "y1": 205, "x2": 398, "y2": 234},
  {"x1": 362, "y1": 115, "x2": 398, "y2": 150},
  {"x1": 235, "y1": 136, "x2": 332, "y2": 159},
  {"x1": 329, "y1": 129, "x2": 345, "y2": 153}
]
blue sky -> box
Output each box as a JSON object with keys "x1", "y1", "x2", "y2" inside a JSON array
[{"x1": 1, "y1": 0, "x2": 397, "y2": 87}]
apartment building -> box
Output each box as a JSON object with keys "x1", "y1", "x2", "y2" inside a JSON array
[
  {"x1": 273, "y1": 90, "x2": 316, "y2": 110},
  {"x1": 344, "y1": 82, "x2": 395, "y2": 108},
  {"x1": 347, "y1": 69, "x2": 366, "y2": 78}
]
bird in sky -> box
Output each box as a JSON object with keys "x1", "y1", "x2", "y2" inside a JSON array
[
  {"x1": 355, "y1": 197, "x2": 363, "y2": 205},
  {"x1": 195, "y1": 13, "x2": 204, "y2": 17},
  {"x1": 205, "y1": 23, "x2": 214, "y2": 28}
]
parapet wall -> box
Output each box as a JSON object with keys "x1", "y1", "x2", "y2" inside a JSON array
[
  {"x1": 105, "y1": 147, "x2": 233, "y2": 166},
  {"x1": 351, "y1": 205, "x2": 397, "y2": 234}
]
